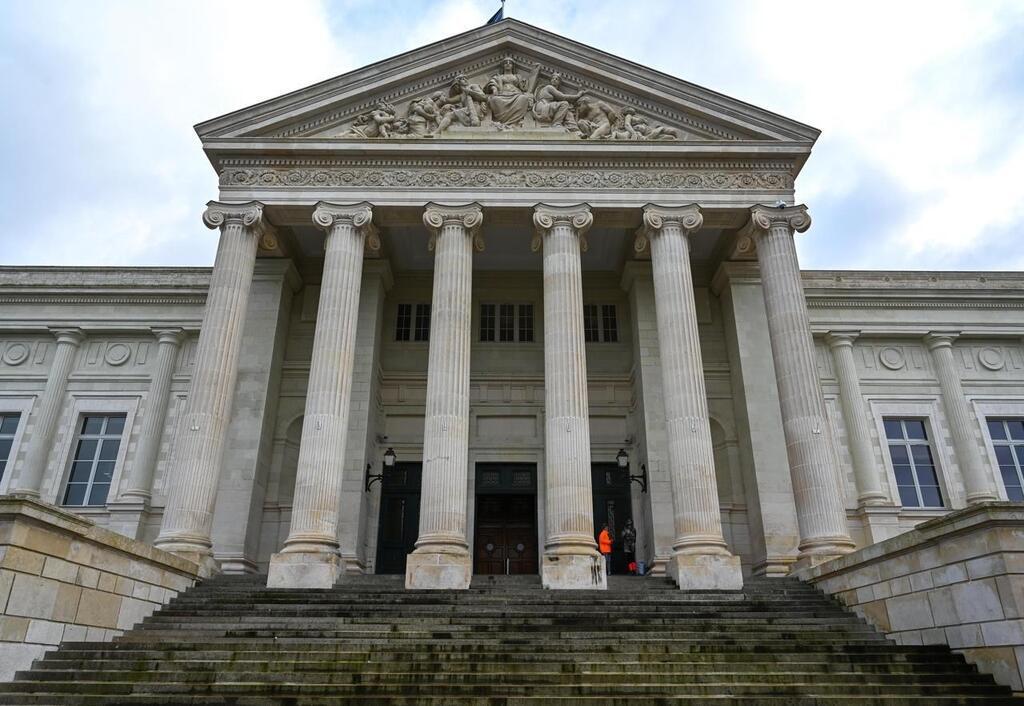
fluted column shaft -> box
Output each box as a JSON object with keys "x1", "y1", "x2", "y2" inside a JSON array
[
  {"x1": 123, "y1": 329, "x2": 185, "y2": 499},
  {"x1": 641, "y1": 207, "x2": 727, "y2": 551},
  {"x1": 747, "y1": 205, "x2": 854, "y2": 565},
  {"x1": 825, "y1": 332, "x2": 887, "y2": 505},
  {"x1": 405, "y1": 203, "x2": 481, "y2": 591},
  {"x1": 285, "y1": 203, "x2": 374, "y2": 553},
  {"x1": 925, "y1": 333, "x2": 998, "y2": 503},
  {"x1": 155, "y1": 201, "x2": 266, "y2": 572},
  {"x1": 14, "y1": 329, "x2": 84, "y2": 496},
  {"x1": 533, "y1": 204, "x2": 604, "y2": 590}
]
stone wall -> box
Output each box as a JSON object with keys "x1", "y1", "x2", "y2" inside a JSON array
[
  {"x1": 799, "y1": 502, "x2": 1024, "y2": 692},
  {"x1": 0, "y1": 497, "x2": 199, "y2": 680}
]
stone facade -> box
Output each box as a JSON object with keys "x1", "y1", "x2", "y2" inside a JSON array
[{"x1": 0, "y1": 20, "x2": 1022, "y2": 597}]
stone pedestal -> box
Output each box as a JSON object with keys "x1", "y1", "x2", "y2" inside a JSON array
[
  {"x1": 154, "y1": 201, "x2": 268, "y2": 576},
  {"x1": 534, "y1": 204, "x2": 606, "y2": 591},
  {"x1": 639, "y1": 205, "x2": 742, "y2": 591},
  {"x1": 745, "y1": 205, "x2": 855, "y2": 568},
  {"x1": 405, "y1": 203, "x2": 482, "y2": 590},
  {"x1": 268, "y1": 203, "x2": 374, "y2": 589}
]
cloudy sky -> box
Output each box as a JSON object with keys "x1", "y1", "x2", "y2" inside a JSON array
[{"x1": 1, "y1": 0, "x2": 1022, "y2": 271}]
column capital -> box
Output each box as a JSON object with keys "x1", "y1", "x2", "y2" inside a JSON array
[
  {"x1": 423, "y1": 202, "x2": 484, "y2": 252},
  {"x1": 924, "y1": 331, "x2": 960, "y2": 350},
  {"x1": 635, "y1": 204, "x2": 702, "y2": 254},
  {"x1": 202, "y1": 201, "x2": 267, "y2": 232},
  {"x1": 48, "y1": 327, "x2": 84, "y2": 347},
  {"x1": 532, "y1": 203, "x2": 593, "y2": 235},
  {"x1": 824, "y1": 331, "x2": 861, "y2": 349},
  {"x1": 742, "y1": 204, "x2": 812, "y2": 237},
  {"x1": 151, "y1": 328, "x2": 187, "y2": 346},
  {"x1": 313, "y1": 201, "x2": 380, "y2": 252}
]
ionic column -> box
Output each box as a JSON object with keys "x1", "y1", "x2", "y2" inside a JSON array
[
  {"x1": 154, "y1": 201, "x2": 268, "y2": 575},
  {"x1": 824, "y1": 332, "x2": 887, "y2": 505},
  {"x1": 745, "y1": 205, "x2": 855, "y2": 568},
  {"x1": 13, "y1": 328, "x2": 84, "y2": 497},
  {"x1": 533, "y1": 204, "x2": 605, "y2": 590},
  {"x1": 122, "y1": 328, "x2": 186, "y2": 500},
  {"x1": 638, "y1": 205, "x2": 742, "y2": 590},
  {"x1": 405, "y1": 203, "x2": 482, "y2": 590},
  {"x1": 269, "y1": 203, "x2": 376, "y2": 589},
  {"x1": 924, "y1": 332, "x2": 999, "y2": 503}
]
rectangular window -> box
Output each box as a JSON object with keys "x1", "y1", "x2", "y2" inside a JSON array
[
  {"x1": 395, "y1": 304, "x2": 412, "y2": 341},
  {"x1": 583, "y1": 304, "x2": 600, "y2": 343},
  {"x1": 413, "y1": 304, "x2": 431, "y2": 342},
  {"x1": 479, "y1": 303, "x2": 534, "y2": 343},
  {"x1": 601, "y1": 304, "x2": 618, "y2": 343},
  {"x1": 62, "y1": 415, "x2": 125, "y2": 507},
  {"x1": 0, "y1": 413, "x2": 20, "y2": 482},
  {"x1": 884, "y1": 418, "x2": 944, "y2": 508},
  {"x1": 480, "y1": 304, "x2": 495, "y2": 342},
  {"x1": 987, "y1": 419, "x2": 1024, "y2": 502}
]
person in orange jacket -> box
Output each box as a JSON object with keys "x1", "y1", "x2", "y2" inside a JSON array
[{"x1": 598, "y1": 523, "x2": 613, "y2": 576}]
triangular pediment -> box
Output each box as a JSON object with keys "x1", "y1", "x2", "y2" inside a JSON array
[{"x1": 196, "y1": 19, "x2": 819, "y2": 146}]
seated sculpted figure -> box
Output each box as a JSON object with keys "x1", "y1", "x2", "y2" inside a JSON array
[
  {"x1": 435, "y1": 74, "x2": 487, "y2": 133},
  {"x1": 576, "y1": 95, "x2": 619, "y2": 140},
  {"x1": 485, "y1": 58, "x2": 534, "y2": 127},
  {"x1": 341, "y1": 100, "x2": 398, "y2": 139},
  {"x1": 532, "y1": 73, "x2": 586, "y2": 132},
  {"x1": 405, "y1": 94, "x2": 441, "y2": 137}
]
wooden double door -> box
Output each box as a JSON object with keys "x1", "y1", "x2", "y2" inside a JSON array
[
  {"x1": 473, "y1": 463, "x2": 538, "y2": 575},
  {"x1": 374, "y1": 462, "x2": 421, "y2": 575}
]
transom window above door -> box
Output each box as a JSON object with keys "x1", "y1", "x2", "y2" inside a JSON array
[
  {"x1": 395, "y1": 303, "x2": 431, "y2": 342},
  {"x1": 986, "y1": 419, "x2": 1024, "y2": 502},
  {"x1": 884, "y1": 418, "x2": 944, "y2": 509},
  {"x1": 480, "y1": 303, "x2": 534, "y2": 343},
  {"x1": 62, "y1": 414, "x2": 125, "y2": 507},
  {"x1": 583, "y1": 304, "x2": 618, "y2": 343}
]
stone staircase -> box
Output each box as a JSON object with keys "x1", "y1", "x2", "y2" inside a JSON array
[{"x1": 0, "y1": 573, "x2": 1018, "y2": 704}]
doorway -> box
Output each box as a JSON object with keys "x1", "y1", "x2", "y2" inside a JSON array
[
  {"x1": 374, "y1": 462, "x2": 421, "y2": 574},
  {"x1": 473, "y1": 463, "x2": 538, "y2": 575},
  {"x1": 591, "y1": 462, "x2": 635, "y2": 575}
]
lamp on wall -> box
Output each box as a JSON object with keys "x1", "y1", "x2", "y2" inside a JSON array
[
  {"x1": 629, "y1": 464, "x2": 648, "y2": 494},
  {"x1": 365, "y1": 448, "x2": 397, "y2": 492},
  {"x1": 616, "y1": 448, "x2": 629, "y2": 468}
]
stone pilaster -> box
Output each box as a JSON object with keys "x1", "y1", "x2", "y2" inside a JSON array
[
  {"x1": 108, "y1": 328, "x2": 185, "y2": 540},
  {"x1": 744, "y1": 205, "x2": 855, "y2": 568},
  {"x1": 924, "y1": 332, "x2": 999, "y2": 504},
  {"x1": 268, "y1": 202, "x2": 375, "y2": 589},
  {"x1": 533, "y1": 204, "x2": 606, "y2": 590},
  {"x1": 405, "y1": 203, "x2": 482, "y2": 590},
  {"x1": 12, "y1": 328, "x2": 84, "y2": 497},
  {"x1": 638, "y1": 205, "x2": 742, "y2": 590},
  {"x1": 154, "y1": 201, "x2": 267, "y2": 576}
]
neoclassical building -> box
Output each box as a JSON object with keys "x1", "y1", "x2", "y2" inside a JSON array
[{"x1": 2, "y1": 20, "x2": 1022, "y2": 592}]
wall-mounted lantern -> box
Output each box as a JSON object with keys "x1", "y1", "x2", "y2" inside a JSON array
[{"x1": 365, "y1": 447, "x2": 397, "y2": 492}]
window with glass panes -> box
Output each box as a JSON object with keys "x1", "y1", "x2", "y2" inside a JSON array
[
  {"x1": 0, "y1": 413, "x2": 19, "y2": 481},
  {"x1": 884, "y1": 418, "x2": 944, "y2": 508},
  {"x1": 583, "y1": 304, "x2": 618, "y2": 343},
  {"x1": 395, "y1": 304, "x2": 431, "y2": 342},
  {"x1": 479, "y1": 304, "x2": 534, "y2": 343},
  {"x1": 986, "y1": 419, "x2": 1024, "y2": 502},
  {"x1": 62, "y1": 415, "x2": 125, "y2": 507}
]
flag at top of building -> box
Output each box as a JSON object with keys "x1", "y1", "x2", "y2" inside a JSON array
[{"x1": 486, "y1": 0, "x2": 505, "y2": 24}]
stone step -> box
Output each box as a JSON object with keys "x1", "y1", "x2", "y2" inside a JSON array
[{"x1": 0, "y1": 696, "x2": 1013, "y2": 705}]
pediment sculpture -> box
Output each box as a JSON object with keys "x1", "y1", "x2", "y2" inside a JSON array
[{"x1": 339, "y1": 58, "x2": 680, "y2": 141}]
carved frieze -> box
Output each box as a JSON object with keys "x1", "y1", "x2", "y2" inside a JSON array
[{"x1": 220, "y1": 159, "x2": 794, "y2": 192}]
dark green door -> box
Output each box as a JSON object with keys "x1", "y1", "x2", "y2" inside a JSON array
[
  {"x1": 374, "y1": 462, "x2": 421, "y2": 574},
  {"x1": 591, "y1": 463, "x2": 634, "y2": 575}
]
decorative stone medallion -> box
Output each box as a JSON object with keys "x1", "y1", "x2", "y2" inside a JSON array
[
  {"x1": 104, "y1": 343, "x2": 132, "y2": 367},
  {"x1": 878, "y1": 347, "x2": 906, "y2": 371},
  {"x1": 978, "y1": 347, "x2": 1005, "y2": 371},
  {"x1": 2, "y1": 343, "x2": 30, "y2": 366}
]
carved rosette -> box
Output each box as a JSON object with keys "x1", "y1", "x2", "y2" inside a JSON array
[
  {"x1": 422, "y1": 203, "x2": 484, "y2": 252},
  {"x1": 312, "y1": 201, "x2": 379, "y2": 251},
  {"x1": 635, "y1": 204, "x2": 703, "y2": 253},
  {"x1": 531, "y1": 204, "x2": 594, "y2": 252}
]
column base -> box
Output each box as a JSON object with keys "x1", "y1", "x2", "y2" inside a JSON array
[
  {"x1": 792, "y1": 535, "x2": 857, "y2": 573},
  {"x1": 751, "y1": 555, "x2": 798, "y2": 578},
  {"x1": 405, "y1": 549, "x2": 472, "y2": 590},
  {"x1": 541, "y1": 551, "x2": 607, "y2": 590},
  {"x1": 267, "y1": 551, "x2": 341, "y2": 589},
  {"x1": 106, "y1": 498, "x2": 149, "y2": 541},
  {"x1": 670, "y1": 551, "x2": 744, "y2": 591},
  {"x1": 857, "y1": 504, "x2": 903, "y2": 545}
]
